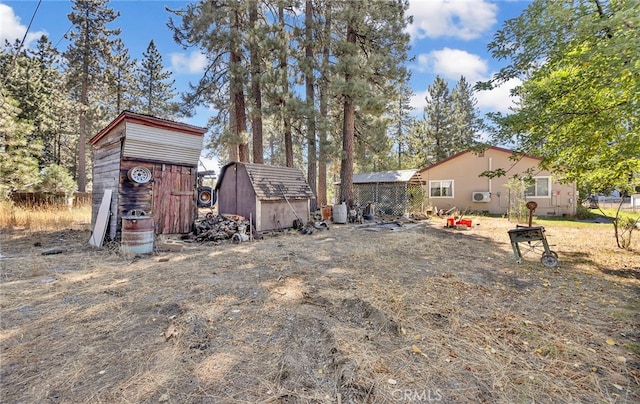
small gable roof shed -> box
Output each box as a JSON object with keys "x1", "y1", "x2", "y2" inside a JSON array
[{"x1": 215, "y1": 162, "x2": 314, "y2": 232}]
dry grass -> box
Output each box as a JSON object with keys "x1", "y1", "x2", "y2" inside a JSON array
[
  {"x1": 0, "y1": 214, "x2": 638, "y2": 403},
  {"x1": 0, "y1": 200, "x2": 92, "y2": 231}
]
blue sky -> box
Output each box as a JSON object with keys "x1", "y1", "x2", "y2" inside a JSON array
[{"x1": 1, "y1": 0, "x2": 530, "y2": 162}]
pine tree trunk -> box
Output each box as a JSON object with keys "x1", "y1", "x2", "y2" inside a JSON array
[
  {"x1": 317, "y1": 3, "x2": 331, "y2": 207},
  {"x1": 340, "y1": 97, "x2": 355, "y2": 204},
  {"x1": 305, "y1": 0, "x2": 317, "y2": 211},
  {"x1": 234, "y1": 83, "x2": 248, "y2": 163},
  {"x1": 77, "y1": 48, "x2": 90, "y2": 193},
  {"x1": 339, "y1": 24, "x2": 356, "y2": 204},
  {"x1": 279, "y1": 4, "x2": 293, "y2": 168},
  {"x1": 249, "y1": 1, "x2": 263, "y2": 164},
  {"x1": 228, "y1": 90, "x2": 239, "y2": 161},
  {"x1": 318, "y1": 83, "x2": 328, "y2": 206},
  {"x1": 231, "y1": 10, "x2": 248, "y2": 163}
]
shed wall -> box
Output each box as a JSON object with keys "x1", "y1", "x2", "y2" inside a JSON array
[
  {"x1": 217, "y1": 163, "x2": 258, "y2": 224},
  {"x1": 123, "y1": 122, "x2": 202, "y2": 166},
  {"x1": 119, "y1": 160, "x2": 154, "y2": 232},
  {"x1": 91, "y1": 124, "x2": 124, "y2": 240},
  {"x1": 151, "y1": 163, "x2": 197, "y2": 234},
  {"x1": 258, "y1": 200, "x2": 309, "y2": 231},
  {"x1": 118, "y1": 160, "x2": 197, "y2": 235}
]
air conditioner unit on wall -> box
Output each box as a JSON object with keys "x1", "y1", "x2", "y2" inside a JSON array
[{"x1": 472, "y1": 191, "x2": 491, "y2": 202}]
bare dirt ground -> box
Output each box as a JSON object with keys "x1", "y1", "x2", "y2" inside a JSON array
[{"x1": 1, "y1": 216, "x2": 639, "y2": 403}]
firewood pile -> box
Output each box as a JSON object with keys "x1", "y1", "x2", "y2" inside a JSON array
[{"x1": 194, "y1": 213, "x2": 251, "y2": 242}]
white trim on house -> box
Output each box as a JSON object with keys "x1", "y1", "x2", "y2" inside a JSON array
[
  {"x1": 524, "y1": 176, "x2": 552, "y2": 198},
  {"x1": 429, "y1": 180, "x2": 454, "y2": 198}
]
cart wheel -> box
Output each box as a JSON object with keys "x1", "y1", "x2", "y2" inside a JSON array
[
  {"x1": 548, "y1": 251, "x2": 558, "y2": 259},
  {"x1": 541, "y1": 253, "x2": 559, "y2": 268}
]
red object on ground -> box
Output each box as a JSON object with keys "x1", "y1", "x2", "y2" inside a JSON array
[
  {"x1": 457, "y1": 218, "x2": 473, "y2": 228},
  {"x1": 447, "y1": 217, "x2": 455, "y2": 227}
]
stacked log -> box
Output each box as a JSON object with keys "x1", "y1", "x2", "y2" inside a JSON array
[{"x1": 194, "y1": 214, "x2": 251, "y2": 242}]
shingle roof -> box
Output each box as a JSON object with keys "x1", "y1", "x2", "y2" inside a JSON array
[{"x1": 217, "y1": 162, "x2": 315, "y2": 201}]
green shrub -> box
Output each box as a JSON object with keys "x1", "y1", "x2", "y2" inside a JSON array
[
  {"x1": 34, "y1": 164, "x2": 76, "y2": 196},
  {"x1": 575, "y1": 204, "x2": 594, "y2": 220}
]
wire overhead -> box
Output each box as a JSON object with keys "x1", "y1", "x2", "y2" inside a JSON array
[{"x1": 1, "y1": 0, "x2": 43, "y2": 89}]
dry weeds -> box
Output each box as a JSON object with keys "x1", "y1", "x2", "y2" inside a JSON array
[
  {"x1": 0, "y1": 201, "x2": 91, "y2": 231},
  {"x1": 0, "y1": 215, "x2": 638, "y2": 403}
]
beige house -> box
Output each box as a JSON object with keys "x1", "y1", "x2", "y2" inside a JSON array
[{"x1": 417, "y1": 146, "x2": 578, "y2": 217}]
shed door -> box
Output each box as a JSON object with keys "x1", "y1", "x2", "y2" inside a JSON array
[{"x1": 152, "y1": 164, "x2": 196, "y2": 234}]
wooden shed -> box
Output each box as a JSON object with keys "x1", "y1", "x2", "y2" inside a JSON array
[
  {"x1": 215, "y1": 162, "x2": 314, "y2": 232},
  {"x1": 90, "y1": 111, "x2": 207, "y2": 239}
]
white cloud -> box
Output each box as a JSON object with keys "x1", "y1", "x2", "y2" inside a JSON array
[
  {"x1": 411, "y1": 46, "x2": 521, "y2": 114},
  {"x1": 411, "y1": 78, "x2": 521, "y2": 114},
  {"x1": 407, "y1": 0, "x2": 498, "y2": 40},
  {"x1": 416, "y1": 48, "x2": 488, "y2": 82},
  {"x1": 0, "y1": 4, "x2": 46, "y2": 48},
  {"x1": 170, "y1": 51, "x2": 207, "y2": 74},
  {"x1": 410, "y1": 89, "x2": 429, "y2": 112},
  {"x1": 475, "y1": 77, "x2": 521, "y2": 114}
]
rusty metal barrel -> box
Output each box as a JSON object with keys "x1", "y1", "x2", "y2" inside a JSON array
[
  {"x1": 120, "y1": 210, "x2": 154, "y2": 254},
  {"x1": 321, "y1": 205, "x2": 333, "y2": 221}
]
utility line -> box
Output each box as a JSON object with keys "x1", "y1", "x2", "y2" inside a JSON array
[
  {"x1": 54, "y1": 24, "x2": 73, "y2": 49},
  {"x1": 1, "y1": 0, "x2": 43, "y2": 89}
]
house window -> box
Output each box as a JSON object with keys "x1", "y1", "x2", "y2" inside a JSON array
[
  {"x1": 430, "y1": 180, "x2": 454, "y2": 198},
  {"x1": 524, "y1": 177, "x2": 551, "y2": 197}
]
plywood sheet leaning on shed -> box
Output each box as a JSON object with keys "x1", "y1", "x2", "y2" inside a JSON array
[{"x1": 89, "y1": 189, "x2": 112, "y2": 247}]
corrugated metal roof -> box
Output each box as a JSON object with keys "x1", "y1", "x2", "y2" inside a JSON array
[
  {"x1": 91, "y1": 110, "x2": 206, "y2": 145},
  {"x1": 122, "y1": 122, "x2": 202, "y2": 166},
  {"x1": 352, "y1": 169, "x2": 419, "y2": 184},
  {"x1": 217, "y1": 162, "x2": 314, "y2": 201}
]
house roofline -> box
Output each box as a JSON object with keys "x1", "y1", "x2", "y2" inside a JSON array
[
  {"x1": 90, "y1": 110, "x2": 207, "y2": 145},
  {"x1": 417, "y1": 146, "x2": 542, "y2": 173}
]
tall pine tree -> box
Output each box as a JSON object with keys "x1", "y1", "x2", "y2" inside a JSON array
[
  {"x1": 451, "y1": 76, "x2": 482, "y2": 151},
  {"x1": 135, "y1": 40, "x2": 178, "y2": 119},
  {"x1": 106, "y1": 38, "x2": 137, "y2": 116},
  {"x1": 388, "y1": 81, "x2": 415, "y2": 170},
  {"x1": 423, "y1": 76, "x2": 453, "y2": 163},
  {"x1": 333, "y1": 0, "x2": 411, "y2": 203},
  {"x1": 64, "y1": 0, "x2": 120, "y2": 192},
  {"x1": 168, "y1": 1, "x2": 249, "y2": 162},
  {"x1": 0, "y1": 92, "x2": 41, "y2": 198}
]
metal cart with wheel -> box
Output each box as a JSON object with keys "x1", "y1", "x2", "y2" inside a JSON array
[{"x1": 507, "y1": 225, "x2": 559, "y2": 268}]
